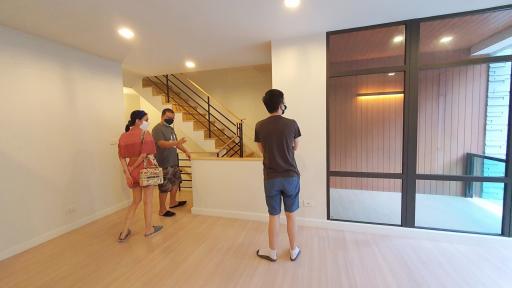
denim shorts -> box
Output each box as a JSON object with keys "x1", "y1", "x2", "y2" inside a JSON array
[{"x1": 264, "y1": 176, "x2": 300, "y2": 216}]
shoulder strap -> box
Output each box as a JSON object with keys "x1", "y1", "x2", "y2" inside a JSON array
[
  {"x1": 140, "y1": 131, "x2": 149, "y2": 168},
  {"x1": 140, "y1": 131, "x2": 146, "y2": 143}
]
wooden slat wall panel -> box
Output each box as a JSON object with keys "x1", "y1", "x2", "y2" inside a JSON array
[
  {"x1": 329, "y1": 65, "x2": 487, "y2": 195},
  {"x1": 416, "y1": 64, "x2": 488, "y2": 195}
]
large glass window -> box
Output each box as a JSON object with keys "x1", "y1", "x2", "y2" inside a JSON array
[
  {"x1": 329, "y1": 72, "x2": 404, "y2": 173},
  {"x1": 415, "y1": 8, "x2": 511, "y2": 235},
  {"x1": 419, "y1": 9, "x2": 512, "y2": 66},
  {"x1": 416, "y1": 180, "x2": 503, "y2": 234},
  {"x1": 416, "y1": 62, "x2": 510, "y2": 176},
  {"x1": 328, "y1": 25, "x2": 405, "y2": 226},
  {"x1": 327, "y1": 6, "x2": 512, "y2": 236},
  {"x1": 330, "y1": 177, "x2": 401, "y2": 225},
  {"x1": 329, "y1": 25, "x2": 405, "y2": 75}
]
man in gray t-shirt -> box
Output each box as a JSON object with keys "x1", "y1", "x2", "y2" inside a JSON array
[
  {"x1": 152, "y1": 108, "x2": 191, "y2": 217},
  {"x1": 255, "y1": 89, "x2": 301, "y2": 262}
]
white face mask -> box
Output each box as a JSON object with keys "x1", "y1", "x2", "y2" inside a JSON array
[{"x1": 140, "y1": 121, "x2": 149, "y2": 131}]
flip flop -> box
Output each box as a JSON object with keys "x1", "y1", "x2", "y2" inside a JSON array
[
  {"x1": 170, "y1": 201, "x2": 187, "y2": 209},
  {"x1": 144, "y1": 225, "x2": 163, "y2": 237},
  {"x1": 290, "y1": 248, "x2": 301, "y2": 262},
  {"x1": 118, "y1": 229, "x2": 131, "y2": 243},
  {"x1": 160, "y1": 210, "x2": 176, "y2": 217},
  {"x1": 256, "y1": 249, "x2": 277, "y2": 262}
]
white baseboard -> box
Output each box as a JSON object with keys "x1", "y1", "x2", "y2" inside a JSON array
[
  {"x1": 191, "y1": 207, "x2": 512, "y2": 245},
  {"x1": 0, "y1": 200, "x2": 131, "y2": 261}
]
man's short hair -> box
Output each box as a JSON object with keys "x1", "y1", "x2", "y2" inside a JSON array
[
  {"x1": 161, "y1": 108, "x2": 175, "y2": 117},
  {"x1": 262, "y1": 89, "x2": 284, "y2": 113}
]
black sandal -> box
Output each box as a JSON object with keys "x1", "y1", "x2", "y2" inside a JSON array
[
  {"x1": 256, "y1": 249, "x2": 277, "y2": 262},
  {"x1": 118, "y1": 229, "x2": 131, "y2": 243},
  {"x1": 160, "y1": 210, "x2": 176, "y2": 217},
  {"x1": 170, "y1": 201, "x2": 187, "y2": 209}
]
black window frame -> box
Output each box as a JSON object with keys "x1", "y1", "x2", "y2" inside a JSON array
[{"x1": 326, "y1": 4, "x2": 512, "y2": 237}]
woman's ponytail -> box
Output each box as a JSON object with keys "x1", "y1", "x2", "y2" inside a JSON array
[{"x1": 125, "y1": 119, "x2": 134, "y2": 132}]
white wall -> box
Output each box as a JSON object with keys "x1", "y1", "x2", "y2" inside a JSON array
[
  {"x1": 0, "y1": 25, "x2": 128, "y2": 260},
  {"x1": 271, "y1": 34, "x2": 327, "y2": 219},
  {"x1": 191, "y1": 35, "x2": 326, "y2": 220},
  {"x1": 192, "y1": 159, "x2": 267, "y2": 216},
  {"x1": 183, "y1": 65, "x2": 271, "y2": 156}
]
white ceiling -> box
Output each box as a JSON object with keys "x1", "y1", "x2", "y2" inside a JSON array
[{"x1": 0, "y1": 0, "x2": 509, "y2": 75}]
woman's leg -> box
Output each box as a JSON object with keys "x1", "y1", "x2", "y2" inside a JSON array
[
  {"x1": 120, "y1": 187, "x2": 142, "y2": 237},
  {"x1": 142, "y1": 186, "x2": 155, "y2": 234}
]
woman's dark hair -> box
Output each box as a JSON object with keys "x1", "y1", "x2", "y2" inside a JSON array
[
  {"x1": 125, "y1": 110, "x2": 147, "y2": 132},
  {"x1": 262, "y1": 89, "x2": 284, "y2": 113}
]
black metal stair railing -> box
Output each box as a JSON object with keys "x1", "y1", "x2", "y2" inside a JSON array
[
  {"x1": 178, "y1": 156, "x2": 192, "y2": 191},
  {"x1": 144, "y1": 74, "x2": 244, "y2": 158}
]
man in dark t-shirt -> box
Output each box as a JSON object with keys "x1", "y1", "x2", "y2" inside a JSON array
[
  {"x1": 255, "y1": 89, "x2": 301, "y2": 262},
  {"x1": 152, "y1": 108, "x2": 191, "y2": 218}
]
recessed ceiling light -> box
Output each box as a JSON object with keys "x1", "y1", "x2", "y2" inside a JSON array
[
  {"x1": 118, "y1": 27, "x2": 135, "y2": 39},
  {"x1": 185, "y1": 60, "x2": 196, "y2": 68},
  {"x1": 388, "y1": 73, "x2": 396, "y2": 76},
  {"x1": 440, "y1": 36, "x2": 454, "y2": 44},
  {"x1": 284, "y1": 0, "x2": 300, "y2": 9},
  {"x1": 393, "y1": 35, "x2": 404, "y2": 43}
]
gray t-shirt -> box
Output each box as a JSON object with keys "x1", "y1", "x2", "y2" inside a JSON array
[
  {"x1": 152, "y1": 122, "x2": 179, "y2": 168},
  {"x1": 255, "y1": 115, "x2": 301, "y2": 180}
]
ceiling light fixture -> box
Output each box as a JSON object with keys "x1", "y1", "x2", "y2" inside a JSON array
[
  {"x1": 284, "y1": 0, "x2": 301, "y2": 9},
  {"x1": 388, "y1": 73, "x2": 396, "y2": 76},
  {"x1": 393, "y1": 35, "x2": 404, "y2": 43},
  {"x1": 185, "y1": 60, "x2": 196, "y2": 69},
  {"x1": 118, "y1": 27, "x2": 135, "y2": 39},
  {"x1": 440, "y1": 36, "x2": 454, "y2": 44}
]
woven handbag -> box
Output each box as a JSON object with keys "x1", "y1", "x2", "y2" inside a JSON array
[{"x1": 139, "y1": 132, "x2": 163, "y2": 187}]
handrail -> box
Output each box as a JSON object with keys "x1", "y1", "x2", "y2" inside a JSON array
[
  {"x1": 144, "y1": 74, "x2": 244, "y2": 158},
  {"x1": 170, "y1": 74, "x2": 239, "y2": 127},
  {"x1": 465, "y1": 152, "x2": 506, "y2": 198},
  {"x1": 183, "y1": 77, "x2": 243, "y2": 123},
  {"x1": 152, "y1": 76, "x2": 236, "y2": 138},
  {"x1": 146, "y1": 77, "x2": 232, "y2": 144},
  {"x1": 466, "y1": 153, "x2": 506, "y2": 163},
  {"x1": 155, "y1": 75, "x2": 238, "y2": 135}
]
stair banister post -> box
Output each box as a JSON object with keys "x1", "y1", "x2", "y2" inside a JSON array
[
  {"x1": 239, "y1": 120, "x2": 244, "y2": 158},
  {"x1": 208, "y1": 96, "x2": 211, "y2": 138},
  {"x1": 165, "y1": 74, "x2": 170, "y2": 103}
]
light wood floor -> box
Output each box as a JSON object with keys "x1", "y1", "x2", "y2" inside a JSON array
[{"x1": 1, "y1": 191, "x2": 512, "y2": 288}]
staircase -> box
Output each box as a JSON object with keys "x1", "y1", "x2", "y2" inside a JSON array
[{"x1": 142, "y1": 74, "x2": 245, "y2": 158}]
